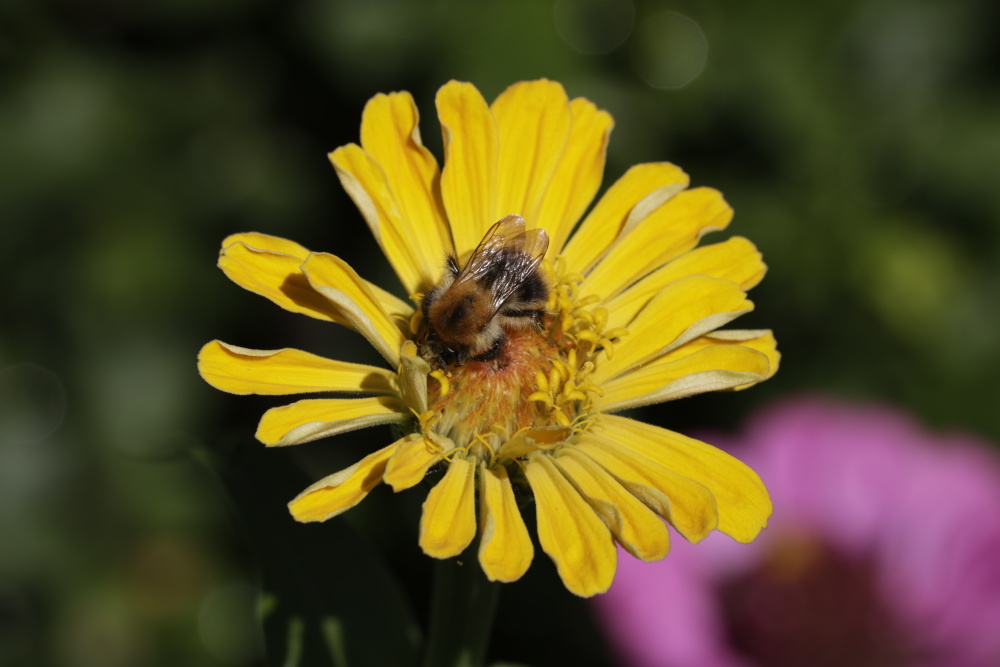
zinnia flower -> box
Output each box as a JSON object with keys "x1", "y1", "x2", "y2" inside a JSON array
[
  {"x1": 197, "y1": 79, "x2": 778, "y2": 597},
  {"x1": 594, "y1": 396, "x2": 1000, "y2": 664}
]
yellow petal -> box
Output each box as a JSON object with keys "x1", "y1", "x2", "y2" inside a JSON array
[
  {"x1": 492, "y1": 80, "x2": 572, "y2": 227},
  {"x1": 595, "y1": 345, "x2": 772, "y2": 412},
  {"x1": 197, "y1": 340, "x2": 397, "y2": 395},
  {"x1": 288, "y1": 440, "x2": 399, "y2": 522},
  {"x1": 574, "y1": 434, "x2": 719, "y2": 543},
  {"x1": 553, "y1": 448, "x2": 670, "y2": 562},
  {"x1": 478, "y1": 463, "x2": 533, "y2": 583},
  {"x1": 219, "y1": 241, "x2": 343, "y2": 322},
  {"x1": 222, "y1": 231, "x2": 310, "y2": 259},
  {"x1": 300, "y1": 252, "x2": 408, "y2": 366},
  {"x1": 383, "y1": 434, "x2": 443, "y2": 492},
  {"x1": 366, "y1": 280, "x2": 415, "y2": 329},
  {"x1": 329, "y1": 144, "x2": 427, "y2": 294},
  {"x1": 419, "y1": 456, "x2": 477, "y2": 558},
  {"x1": 396, "y1": 340, "x2": 431, "y2": 415},
  {"x1": 581, "y1": 187, "x2": 733, "y2": 301},
  {"x1": 538, "y1": 98, "x2": 614, "y2": 255},
  {"x1": 597, "y1": 415, "x2": 772, "y2": 543},
  {"x1": 497, "y1": 425, "x2": 574, "y2": 460},
  {"x1": 559, "y1": 163, "x2": 689, "y2": 277},
  {"x1": 605, "y1": 236, "x2": 765, "y2": 330},
  {"x1": 698, "y1": 329, "x2": 780, "y2": 386},
  {"x1": 223, "y1": 232, "x2": 412, "y2": 318},
  {"x1": 218, "y1": 237, "x2": 411, "y2": 325},
  {"x1": 437, "y1": 81, "x2": 498, "y2": 259},
  {"x1": 255, "y1": 396, "x2": 407, "y2": 447},
  {"x1": 523, "y1": 453, "x2": 616, "y2": 597},
  {"x1": 359, "y1": 91, "x2": 453, "y2": 276},
  {"x1": 592, "y1": 275, "x2": 754, "y2": 383}
]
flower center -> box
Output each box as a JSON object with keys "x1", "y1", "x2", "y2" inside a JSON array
[
  {"x1": 718, "y1": 533, "x2": 913, "y2": 667},
  {"x1": 428, "y1": 325, "x2": 557, "y2": 458},
  {"x1": 415, "y1": 267, "x2": 625, "y2": 466}
]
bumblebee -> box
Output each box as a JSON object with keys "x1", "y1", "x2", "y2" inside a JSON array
[{"x1": 422, "y1": 215, "x2": 549, "y2": 366}]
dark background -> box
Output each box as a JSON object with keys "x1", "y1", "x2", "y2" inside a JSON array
[{"x1": 3, "y1": 0, "x2": 999, "y2": 665}]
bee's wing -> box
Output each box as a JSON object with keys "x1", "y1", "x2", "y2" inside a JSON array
[
  {"x1": 457, "y1": 214, "x2": 549, "y2": 314},
  {"x1": 509, "y1": 219, "x2": 550, "y2": 263},
  {"x1": 454, "y1": 216, "x2": 520, "y2": 284}
]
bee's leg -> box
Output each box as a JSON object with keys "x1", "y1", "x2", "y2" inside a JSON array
[
  {"x1": 527, "y1": 308, "x2": 546, "y2": 331},
  {"x1": 472, "y1": 333, "x2": 505, "y2": 362}
]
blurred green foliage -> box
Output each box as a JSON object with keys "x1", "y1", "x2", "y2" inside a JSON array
[{"x1": 2, "y1": 0, "x2": 999, "y2": 665}]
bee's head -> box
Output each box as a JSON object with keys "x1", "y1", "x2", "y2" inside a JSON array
[{"x1": 425, "y1": 340, "x2": 467, "y2": 368}]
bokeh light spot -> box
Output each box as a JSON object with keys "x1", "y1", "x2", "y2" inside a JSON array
[{"x1": 632, "y1": 11, "x2": 708, "y2": 90}]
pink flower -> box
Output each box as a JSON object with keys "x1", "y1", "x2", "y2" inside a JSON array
[{"x1": 593, "y1": 396, "x2": 1000, "y2": 667}]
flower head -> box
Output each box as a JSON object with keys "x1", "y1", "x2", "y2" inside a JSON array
[
  {"x1": 197, "y1": 80, "x2": 778, "y2": 596},
  {"x1": 593, "y1": 396, "x2": 1000, "y2": 664}
]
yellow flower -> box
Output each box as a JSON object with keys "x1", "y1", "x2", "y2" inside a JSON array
[{"x1": 197, "y1": 80, "x2": 778, "y2": 597}]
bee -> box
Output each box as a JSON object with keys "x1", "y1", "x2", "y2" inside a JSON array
[{"x1": 422, "y1": 214, "x2": 550, "y2": 367}]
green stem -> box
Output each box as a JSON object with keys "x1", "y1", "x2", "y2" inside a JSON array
[{"x1": 423, "y1": 553, "x2": 501, "y2": 667}]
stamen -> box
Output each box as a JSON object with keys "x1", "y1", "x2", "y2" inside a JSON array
[
  {"x1": 410, "y1": 407, "x2": 440, "y2": 434},
  {"x1": 421, "y1": 435, "x2": 445, "y2": 456},
  {"x1": 535, "y1": 370, "x2": 550, "y2": 393},
  {"x1": 439, "y1": 446, "x2": 465, "y2": 463},
  {"x1": 548, "y1": 368, "x2": 564, "y2": 397},
  {"x1": 605, "y1": 327, "x2": 630, "y2": 341},
  {"x1": 471, "y1": 432, "x2": 498, "y2": 463},
  {"x1": 409, "y1": 310, "x2": 423, "y2": 336},
  {"x1": 528, "y1": 391, "x2": 552, "y2": 407},
  {"x1": 429, "y1": 369, "x2": 450, "y2": 398},
  {"x1": 592, "y1": 307, "x2": 609, "y2": 331}
]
